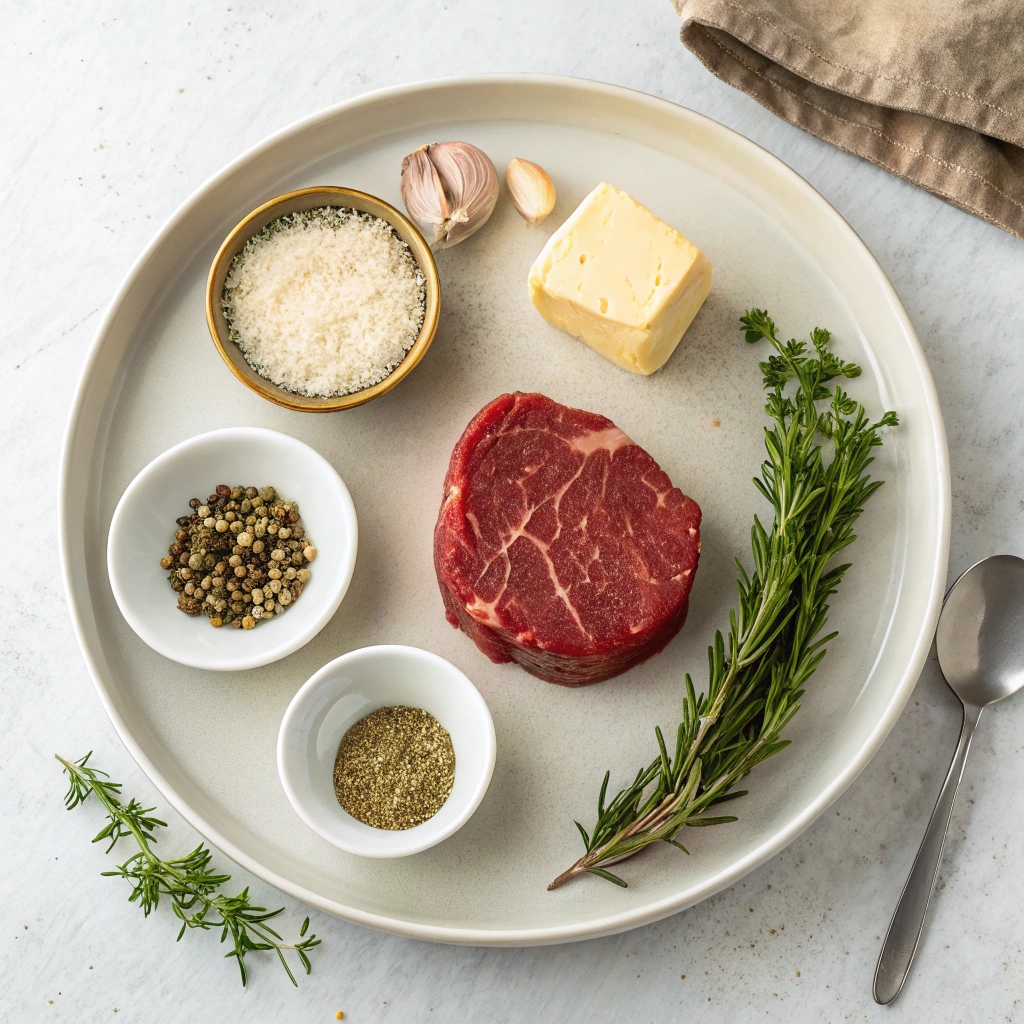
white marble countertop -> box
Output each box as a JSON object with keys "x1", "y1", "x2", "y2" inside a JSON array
[{"x1": 3, "y1": 2, "x2": 1023, "y2": 1021}]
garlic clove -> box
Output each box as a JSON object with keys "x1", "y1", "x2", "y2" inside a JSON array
[
  {"x1": 400, "y1": 141, "x2": 499, "y2": 249},
  {"x1": 506, "y1": 158, "x2": 556, "y2": 225},
  {"x1": 400, "y1": 146, "x2": 451, "y2": 244},
  {"x1": 427, "y1": 142, "x2": 499, "y2": 248}
]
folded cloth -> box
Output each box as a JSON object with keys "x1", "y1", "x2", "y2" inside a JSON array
[{"x1": 673, "y1": 0, "x2": 1024, "y2": 239}]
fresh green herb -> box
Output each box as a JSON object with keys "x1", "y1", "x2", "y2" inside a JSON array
[
  {"x1": 548, "y1": 310, "x2": 898, "y2": 890},
  {"x1": 57, "y1": 752, "x2": 321, "y2": 986}
]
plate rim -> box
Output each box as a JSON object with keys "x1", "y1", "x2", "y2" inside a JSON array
[{"x1": 59, "y1": 72, "x2": 951, "y2": 946}]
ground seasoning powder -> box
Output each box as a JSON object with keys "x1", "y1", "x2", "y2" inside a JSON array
[{"x1": 333, "y1": 706, "x2": 455, "y2": 830}]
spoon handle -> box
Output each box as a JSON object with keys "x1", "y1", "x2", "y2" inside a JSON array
[{"x1": 873, "y1": 702, "x2": 983, "y2": 1004}]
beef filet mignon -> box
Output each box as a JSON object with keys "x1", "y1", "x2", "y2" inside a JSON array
[{"x1": 433, "y1": 392, "x2": 701, "y2": 686}]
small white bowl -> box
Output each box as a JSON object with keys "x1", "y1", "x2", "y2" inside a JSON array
[
  {"x1": 277, "y1": 645, "x2": 496, "y2": 858},
  {"x1": 107, "y1": 427, "x2": 358, "y2": 671}
]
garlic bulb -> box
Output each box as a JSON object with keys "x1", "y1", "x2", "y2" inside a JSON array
[
  {"x1": 506, "y1": 158, "x2": 556, "y2": 225},
  {"x1": 400, "y1": 141, "x2": 499, "y2": 249}
]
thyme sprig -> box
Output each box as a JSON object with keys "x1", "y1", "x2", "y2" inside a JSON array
[
  {"x1": 549, "y1": 310, "x2": 898, "y2": 890},
  {"x1": 57, "y1": 753, "x2": 321, "y2": 986}
]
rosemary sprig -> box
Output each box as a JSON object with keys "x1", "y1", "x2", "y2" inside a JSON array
[
  {"x1": 548, "y1": 310, "x2": 898, "y2": 890},
  {"x1": 57, "y1": 752, "x2": 321, "y2": 985}
]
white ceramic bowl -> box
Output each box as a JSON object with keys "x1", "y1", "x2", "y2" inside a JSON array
[
  {"x1": 278, "y1": 645, "x2": 496, "y2": 858},
  {"x1": 107, "y1": 427, "x2": 358, "y2": 671}
]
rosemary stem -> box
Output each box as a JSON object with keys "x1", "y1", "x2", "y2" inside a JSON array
[
  {"x1": 548, "y1": 311, "x2": 897, "y2": 891},
  {"x1": 57, "y1": 754, "x2": 319, "y2": 983}
]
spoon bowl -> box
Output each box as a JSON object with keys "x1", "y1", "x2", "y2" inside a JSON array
[{"x1": 936, "y1": 554, "x2": 1024, "y2": 709}]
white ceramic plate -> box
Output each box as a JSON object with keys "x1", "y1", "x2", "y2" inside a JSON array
[{"x1": 59, "y1": 75, "x2": 949, "y2": 945}]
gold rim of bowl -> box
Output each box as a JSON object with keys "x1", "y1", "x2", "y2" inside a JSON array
[{"x1": 206, "y1": 186, "x2": 441, "y2": 413}]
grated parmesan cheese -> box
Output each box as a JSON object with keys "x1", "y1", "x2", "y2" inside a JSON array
[{"x1": 222, "y1": 207, "x2": 426, "y2": 398}]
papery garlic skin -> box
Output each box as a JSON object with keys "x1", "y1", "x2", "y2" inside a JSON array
[
  {"x1": 400, "y1": 147, "x2": 450, "y2": 233},
  {"x1": 400, "y1": 141, "x2": 499, "y2": 249},
  {"x1": 506, "y1": 158, "x2": 556, "y2": 225}
]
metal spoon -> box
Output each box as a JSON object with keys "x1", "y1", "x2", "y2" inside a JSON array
[{"x1": 873, "y1": 554, "x2": 1024, "y2": 1004}]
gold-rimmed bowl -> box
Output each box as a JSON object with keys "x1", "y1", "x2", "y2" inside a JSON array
[{"x1": 206, "y1": 186, "x2": 440, "y2": 412}]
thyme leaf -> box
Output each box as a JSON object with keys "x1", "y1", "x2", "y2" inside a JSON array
[
  {"x1": 57, "y1": 752, "x2": 321, "y2": 986},
  {"x1": 549, "y1": 309, "x2": 898, "y2": 890}
]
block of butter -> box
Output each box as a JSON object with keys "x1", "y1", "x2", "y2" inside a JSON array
[{"x1": 527, "y1": 182, "x2": 712, "y2": 375}]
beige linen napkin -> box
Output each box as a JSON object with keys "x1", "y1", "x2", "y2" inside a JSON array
[{"x1": 673, "y1": 0, "x2": 1024, "y2": 239}]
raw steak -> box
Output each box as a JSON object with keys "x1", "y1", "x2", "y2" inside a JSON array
[{"x1": 433, "y1": 392, "x2": 702, "y2": 686}]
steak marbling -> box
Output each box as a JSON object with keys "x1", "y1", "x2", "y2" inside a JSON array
[{"x1": 434, "y1": 392, "x2": 702, "y2": 686}]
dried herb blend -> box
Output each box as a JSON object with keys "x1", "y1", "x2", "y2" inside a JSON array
[
  {"x1": 161, "y1": 484, "x2": 316, "y2": 629},
  {"x1": 333, "y1": 706, "x2": 455, "y2": 830}
]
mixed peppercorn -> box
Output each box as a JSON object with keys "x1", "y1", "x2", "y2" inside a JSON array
[{"x1": 161, "y1": 484, "x2": 316, "y2": 629}]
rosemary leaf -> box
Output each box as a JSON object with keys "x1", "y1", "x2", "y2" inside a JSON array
[
  {"x1": 57, "y1": 752, "x2": 321, "y2": 986},
  {"x1": 548, "y1": 310, "x2": 897, "y2": 890}
]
